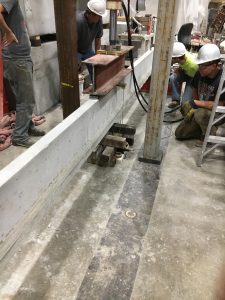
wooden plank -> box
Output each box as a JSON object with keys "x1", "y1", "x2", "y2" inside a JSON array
[
  {"x1": 97, "y1": 45, "x2": 134, "y2": 56},
  {"x1": 98, "y1": 146, "x2": 116, "y2": 167},
  {"x1": 111, "y1": 132, "x2": 135, "y2": 146},
  {"x1": 101, "y1": 134, "x2": 129, "y2": 149},
  {"x1": 110, "y1": 132, "x2": 134, "y2": 146}
]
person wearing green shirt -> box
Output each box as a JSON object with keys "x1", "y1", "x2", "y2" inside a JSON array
[{"x1": 169, "y1": 42, "x2": 198, "y2": 108}]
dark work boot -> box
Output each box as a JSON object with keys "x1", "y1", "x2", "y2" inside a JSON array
[
  {"x1": 168, "y1": 100, "x2": 180, "y2": 108},
  {"x1": 28, "y1": 128, "x2": 46, "y2": 136},
  {"x1": 12, "y1": 138, "x2": 36, "y2": 148}
]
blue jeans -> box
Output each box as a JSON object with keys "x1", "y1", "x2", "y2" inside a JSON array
[
  {"x1": 78, "y1": 49, "x2": 95, "y2": 81},
  {"x1": 3, "y1": 59, "x2": 35, "y2": 143},
  {"x1": 169, "y1": 70, "x2": 193, "y2": 103}
]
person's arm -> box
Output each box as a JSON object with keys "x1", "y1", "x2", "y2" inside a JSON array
[
  {"x1": 95, "y1": 18, "x2": 103, "y2": 52},
  {"x1": 194, "y1": 100, "x2": 213, "y2": 109},
  {"x1": 194, "y1": 99, "x2": 225, "y2": 110},
  {"x1": 0, "y1": 4, "x2": 18, "y2": 47},
  {"x1": 193, "y1": 81, "x2": 225, "y2": 110},
  {"x1": 95, "y1": 37, "x2": 101, "y2": 52}
]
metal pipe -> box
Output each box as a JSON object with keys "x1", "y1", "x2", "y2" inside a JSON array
[{"x1": 109, "y1": 9, "x2": 117, "y2": 45}]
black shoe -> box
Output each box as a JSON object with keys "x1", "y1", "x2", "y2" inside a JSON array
[
  {"x1": 12, "y1": 139, "x2": 35, "y2": 148},
  {"x1": 168, "y1": 100, "x2": 180, "y2": 108},
  {"x1": 28, "y1": 128, "x2": 46, "y2": 136}
]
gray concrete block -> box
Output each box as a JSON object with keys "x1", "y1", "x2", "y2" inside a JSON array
[{"x1": 31, "y1": 41, "x2": 60, "y2": 115}]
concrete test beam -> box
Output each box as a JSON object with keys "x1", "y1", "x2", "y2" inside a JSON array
[{"x1": 0, "y1": 49, "x2": 153, "y2": 259}]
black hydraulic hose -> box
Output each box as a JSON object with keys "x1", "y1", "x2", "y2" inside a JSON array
[
  {"x1": 125, "y1": 0, "x2": 148, "y2": 106},
  {"x1": 164, "y1": 104, "x2": 184, "y2": 123},
  {"x1": 164, "y1": 104, "x2": 181, "y2": 114},
  {"x1": 122, "y1": 1, "x2": 182, "y2": 123},
  {"x1": 125, "y1": 0, "x2": 148, "y2": 105},
  {"x1": 133, "y1": 70, "x2": 147, "y2": 112},
  {"x1": 123, "y1": 1, "x2": 148, "y2": 105},
  {"x1": 122, "y1": 1, "x2": 148, "y2": 111}
]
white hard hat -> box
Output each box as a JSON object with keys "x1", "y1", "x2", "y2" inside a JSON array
[
  {"x1": 195, "y1": 43, "x2": 221, "y2": 64},
  {"x1": 172, "y1": 42, "x2": 186, "y2": 57},
  {"x1": 87, "y1": 0, "x2": 107, "y2": 17}
]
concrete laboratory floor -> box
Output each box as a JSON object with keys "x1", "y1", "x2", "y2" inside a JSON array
[{"x1": 0, "y1": 98, "x2": 225, "y2": 300}]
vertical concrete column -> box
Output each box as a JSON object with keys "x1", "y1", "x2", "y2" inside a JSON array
[{"x1": 143, "y1": 0, "x2": 178, "y2": 163}]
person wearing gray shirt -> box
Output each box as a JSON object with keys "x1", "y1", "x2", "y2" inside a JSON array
[
  {"x1": 0, "y1": 0, "x2": 45, "y2": 147},
  {"x1": 77, "y1": 0, "x2": 106, "y2": 81}
]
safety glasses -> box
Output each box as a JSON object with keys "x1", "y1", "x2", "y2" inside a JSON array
[{"x1": 198, "y1": 62, "x2": 214, "y2": 68}]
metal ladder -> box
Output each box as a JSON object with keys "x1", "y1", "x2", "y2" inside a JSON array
[{"x1": 197, "y1": 63, "x2": 225, "y2": 166}]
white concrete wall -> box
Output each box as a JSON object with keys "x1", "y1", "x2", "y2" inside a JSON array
[
  {"x1": 176, "y1": 0, "x2": 210, "y2": 33},
  {"x1": 18, "y1": 0, "x2": 106, "y2": 36},
  {"x1": 19, "y1": 0, "x2": 56, "y2": 36},
  {"x1": 125, "y1": 0, "x2": 209, "y2": 33},
  {"x1": 0, "y1": 50, "x2": 153, "y2": 259}
]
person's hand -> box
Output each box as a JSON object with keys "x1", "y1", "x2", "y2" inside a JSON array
[
  {"x1": 180, "y1": 101, "x2": 196, "y2": 121},
  {"x1": 180, "y1": 99, "x2": 199, "y2": 118},
  {"x1": 194, "y1": 100, "x2": 213, "y2": 110},
  {"x1": 2, "y1": 31, "x2": 18, "y2": 47},
  {"x1": 180, "y1": 101, "x2": 195, "y2": 116},
  {"x1": 184, "y1": 108, "x2": 196, "y2": 122}
]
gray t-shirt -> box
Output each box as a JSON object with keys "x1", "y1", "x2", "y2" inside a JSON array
[
  {"x1": 77, "y1": 11, "x2": 103, "y2": 54},
  {"x1": 1, "y1": 0, "x2": 31, "y2": 60}
]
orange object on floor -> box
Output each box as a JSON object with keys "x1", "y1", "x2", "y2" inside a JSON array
[{"x1": 0, "y1": 44, "x2": 3, "y2": 119}]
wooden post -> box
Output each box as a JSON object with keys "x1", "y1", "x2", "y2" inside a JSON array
[
  {"x1": 142, "y1": 0, "x2": 178, "y2": 164},
  {"x1": 53, "y1": 0, "x2": 80, "y2": 119}
]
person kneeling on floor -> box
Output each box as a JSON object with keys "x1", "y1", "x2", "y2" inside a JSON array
[
  {"x1": 169, "y1": 42, "x2": 198, "y2": 108},
  {"x1": 175, "y1": 43, "x2": 225, "y2": 140}
]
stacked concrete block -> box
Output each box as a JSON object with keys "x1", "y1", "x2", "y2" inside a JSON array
[
  {"x1": 19, "y1": 0, "x2": 60, "y2": 114},
  {"x1": 32, "y1": 42, "x2": 60, "y2": 115}
]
